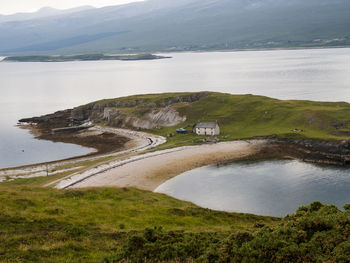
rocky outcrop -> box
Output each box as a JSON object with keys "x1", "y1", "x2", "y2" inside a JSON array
[
  {"x1": 270, "y1": 138, "x2": 350, "y2": 165},
  {"x1": 105, "y1": 107, "x2": 186, "y2": 129},
  {"x1": 19, "y1": 92, "x2": 209, "y2": 130},
  {"x1": 19, "y1": 109, "x2": 73, "y2": 128},
  {"x1": 68, "y1": 92, "x2": 209, "y2": 124}
]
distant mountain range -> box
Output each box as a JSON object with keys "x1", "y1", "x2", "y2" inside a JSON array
[{"x1": 1, "y1": 0, "x2": 350, "y2": 55}]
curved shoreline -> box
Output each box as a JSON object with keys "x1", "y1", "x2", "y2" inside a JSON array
[
  {"x1": 56, "y1": 140, "x2": 268, "y2": 191},
  {"x1": 0, "y1": 126, "x2": 166, "y2": 181},
  {"x1": 3, "y1": 123, "x2": 350, "y2": 189},
  {"x1": 52, "y1": 138, "x2": 350, "y2": 191},
  {"x1": 19, "y1": 123, "x2": 130, "y2": 158}
]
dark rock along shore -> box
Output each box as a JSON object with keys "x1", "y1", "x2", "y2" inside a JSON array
[{"x1": 272, "y1": 138, "x2": 350, "y2": 166}]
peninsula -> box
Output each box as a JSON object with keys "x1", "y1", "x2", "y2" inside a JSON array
[
  {"x1": 3, "y1": 53, "x2": 171, "y2": 62},
  {"x1": 2, "y1": 92, "x2": 350, "y2": 262},
  {"x1": 18, "y1": 92, "x2": 350, "y2": 165},
  {"x1": 12, "y1": 92, "x2": 350, "y2": 190}
]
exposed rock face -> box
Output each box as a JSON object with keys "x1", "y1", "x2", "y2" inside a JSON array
[
  {"x1": 71, "y1": 105, "x2": 93, "y2": 122},
  {"x1": 19, "y1": 109, "x2": 73, "y2": 128},
  {"x1": 106, "y1": 107, "x2": 186, "y2": 129},
  {"x1": 147, "y1": 107, "x2": 186, "y2": 127},
  {"x1": 19, "y1": 92, "x2": 209, "y2": 130},
  {"x1": 69, "y1": 93, "x2": 209, "y2": 129}
]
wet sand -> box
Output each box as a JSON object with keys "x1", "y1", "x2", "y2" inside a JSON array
[{"x1": 19, "y1": 124, "x2": 130, "y2": 156}]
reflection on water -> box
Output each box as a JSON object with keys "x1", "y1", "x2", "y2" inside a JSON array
[{"x1": 155, "y1": 160, "x2": 350, "y2": 217}]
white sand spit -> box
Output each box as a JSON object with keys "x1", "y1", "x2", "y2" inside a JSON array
[{"x1": 69, "y1": 140, "x2": 266, "y2": 191}]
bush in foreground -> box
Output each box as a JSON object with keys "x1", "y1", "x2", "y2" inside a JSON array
[
  {"x1": 2, "y1": 187, "x2": 349, "y2": 262},
  {"x1": 105, "y1": 202, "x2": 350, "y2": 262}
]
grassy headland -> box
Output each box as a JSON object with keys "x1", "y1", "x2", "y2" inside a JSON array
[
  {"x1": 93, "y1": 92, "x2": 350, "y2": 148},
  {"x1": 3, "y1": 53, "x2": 170, "y2": 62},
  {"x1": 10, "y1": 92, "x2": 350, "y2": 187},
  {"x1": 19, "y1": 92, "x2": 350, "y2": 151}
]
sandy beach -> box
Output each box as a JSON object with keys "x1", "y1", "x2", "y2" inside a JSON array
[
  {"x1": 0, "y1": 126, "x2": 166, "y2": 181},
  {"x1": 2, "y1": 123, "x2": 269, "y2": 189},
  {"x1": 69, "y1": 140, "x2": 266, "y2": 191}
]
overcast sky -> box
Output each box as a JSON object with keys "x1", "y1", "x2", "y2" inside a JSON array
[{"x1": 0, "y1": 0, "x2": 143, "y2": 15}]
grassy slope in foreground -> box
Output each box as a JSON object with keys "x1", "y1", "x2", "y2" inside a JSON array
[
  {"x1": 1, "y1": 186, "x2": 350, "y2": 262},
  {"x1": 95, "y1": 92, "x2": 350, "y2": 146},
  {"x1": 0, "y1": 186, "x2": 277, "y2": 262},
  {"x1": 3, "y1": 53, "x2": 170, "y2": 62}
]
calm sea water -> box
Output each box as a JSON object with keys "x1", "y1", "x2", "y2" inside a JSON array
[
  {"x1": 155, "y1": 160, "x2": 350, "y2": 217},
  {"x1": 1, "y1": 48, "x2": 350, "y2": 168}
]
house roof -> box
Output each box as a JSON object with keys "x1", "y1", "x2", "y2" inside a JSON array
[{"x1": 195, "y1": 122, "x2": 217, "y2": 129}]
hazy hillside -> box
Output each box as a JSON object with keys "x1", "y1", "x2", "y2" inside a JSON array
[
  {"x1": 0, "y1": 6, "x2": 94, "y2": 23},
  {"x1": 1, "y1": 0, "x2": 350, "y2": 55}
]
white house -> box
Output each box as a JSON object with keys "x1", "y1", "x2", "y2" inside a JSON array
[{"x1": 194, "y1": 122, "x2": 220, "y2": 136}]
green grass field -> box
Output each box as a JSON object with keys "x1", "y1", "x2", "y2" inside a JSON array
[
  {"x1": 1, "y1": 186, "x2": 349, "y2": 262},
  {"x1": 170, "y1": 93, "x2": 350, "y2": 139},
  {"x1": 0, "y1": 186, "x2": 278, "y2": 262}
]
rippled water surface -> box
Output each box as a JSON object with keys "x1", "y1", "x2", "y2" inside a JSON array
[
  {"x1": 155, "y1": 160, "x2": 350, "y2": 217},
  {"x1": 1, "y1": 48, "x2": 350, "y2": 168}
]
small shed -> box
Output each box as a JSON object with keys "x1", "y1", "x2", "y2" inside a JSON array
[{"x1": 194, "y1": 122, "x2": 220, "y2": 136}]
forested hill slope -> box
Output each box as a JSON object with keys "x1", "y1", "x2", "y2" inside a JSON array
[{"x1": 1, "y1": 0, "x2": 350, "y2": 55}]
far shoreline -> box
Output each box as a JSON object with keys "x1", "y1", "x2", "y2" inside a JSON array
[
  {"x1": 2, "y1": 53, "x2": 171, "y2": 62},
  {"x1": 167, "y1": 45, "x2": 350, "y2": 54},
  {"x1": 1, "y1": 45, "x2": 349, "y2": 61}
]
